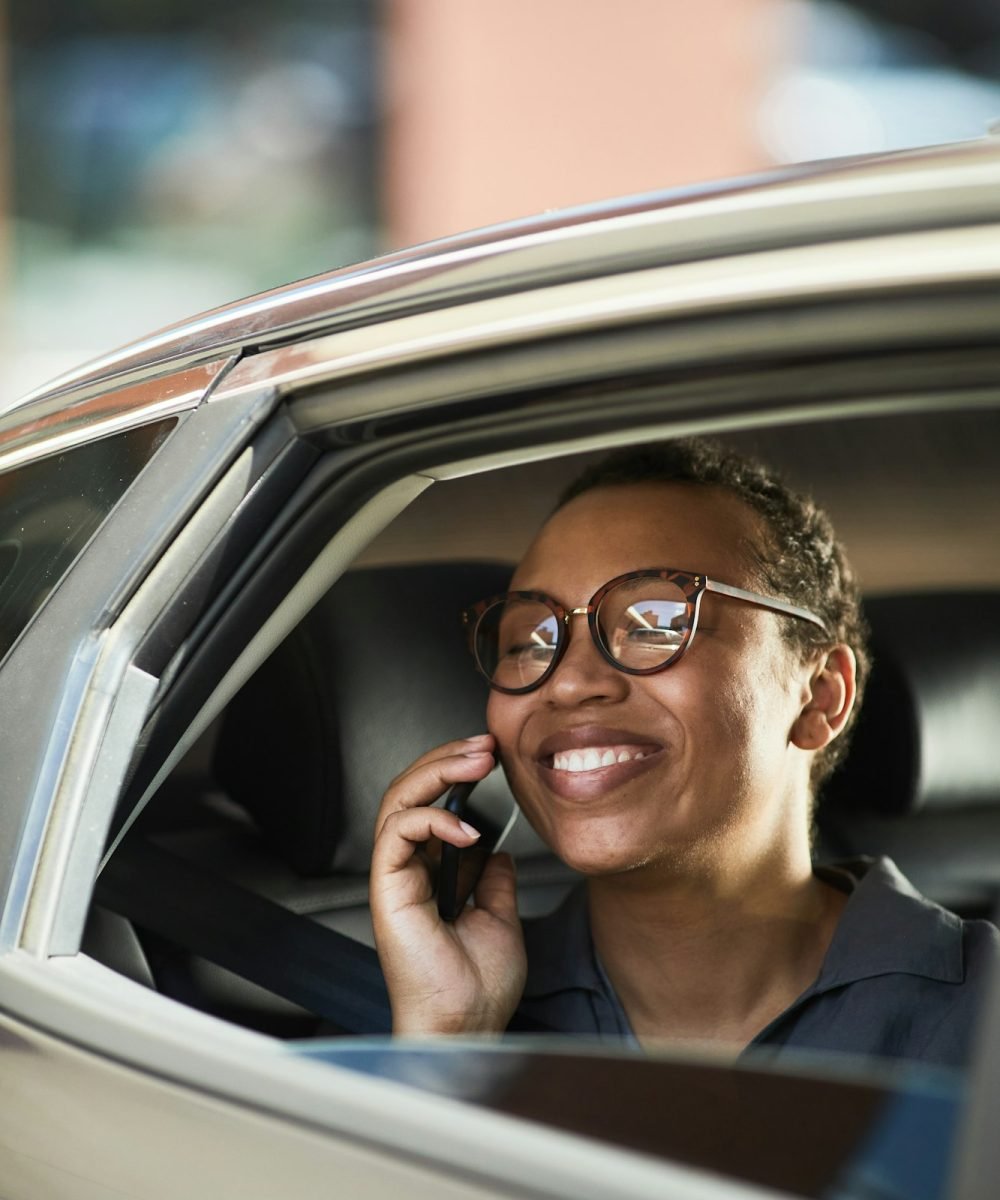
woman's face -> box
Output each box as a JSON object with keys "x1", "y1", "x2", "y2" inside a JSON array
[{"x1": 486, "y1": 482, "x2": 817, "y2": 881}]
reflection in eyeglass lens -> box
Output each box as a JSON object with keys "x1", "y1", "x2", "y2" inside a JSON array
[
  {"x1": 600, "y1": 579, "x2": 690, "y2": 669},
  {"x1": 491, "y1": 599, "x2": 560, "y2": 687}
]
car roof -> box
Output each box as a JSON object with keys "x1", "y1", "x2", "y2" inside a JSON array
[{"x1": 4, "y1": 136, "x2": 999, "y2": 429}]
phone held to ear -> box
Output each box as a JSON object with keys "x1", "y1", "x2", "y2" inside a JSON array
[{"x1": 436, "y1": 779, "x2": 518, "y2": 922}]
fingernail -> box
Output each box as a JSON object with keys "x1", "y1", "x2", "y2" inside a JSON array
[
  {"x1": 458, "y1": 821, "x2": 481, "y2": 839},
  {"x1": 464, "y1": 733, "x2": 492, "y2": 744},
  {"x1": 463, "y1": 750, "x2": 492, "y2": 759}
]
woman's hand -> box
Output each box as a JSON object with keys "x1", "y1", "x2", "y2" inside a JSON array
[{"x1": 370, "y1": 734, "x2": 527, "y2": 1036}]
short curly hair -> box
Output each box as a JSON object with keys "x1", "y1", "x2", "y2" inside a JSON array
[{"x1": 557, "y1": 438, "x2": 869, "y2": 793}]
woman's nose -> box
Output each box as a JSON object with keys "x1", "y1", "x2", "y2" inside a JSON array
[{"x1": 543, "y1": 611, "x2": 629, "y2": 705}]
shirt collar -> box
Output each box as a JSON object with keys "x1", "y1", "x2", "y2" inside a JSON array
[
  {"x1": 522, "y1": 884, "x2": 604, "y2": 999},
  {"x1": 522, "y1": 856, "x2": 965, "y2": 1003},
  {"x1": 809, "y1": 855, "x2": 965, "y2": 992}
]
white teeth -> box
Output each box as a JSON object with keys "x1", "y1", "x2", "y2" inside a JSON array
[{"x1": 552, "y1": 746, "x2": 649, "y2": 773}]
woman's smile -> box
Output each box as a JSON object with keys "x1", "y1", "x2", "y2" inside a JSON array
[
  {"x1": 552, "y1": 746, "x2": 649, "y2": 772},
  {"x1": 538, "y1": 747, "x2": 663, "y2": 800},
  {"x1": 532, "y1": 722, "x2": 665, "y2": 799}
]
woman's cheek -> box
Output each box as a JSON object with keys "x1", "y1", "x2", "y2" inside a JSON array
[{"x1": 486, "y1": 691, "x2": 522, "y2": 760}]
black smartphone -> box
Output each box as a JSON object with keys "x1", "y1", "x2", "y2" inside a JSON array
[{"x1": 436, "y1": 780, "x2": 517, "y2": 921}]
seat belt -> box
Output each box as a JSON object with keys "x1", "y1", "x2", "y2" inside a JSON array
[{"x1": 96, "y1": 838, "x2": 392, "y2": 1035}]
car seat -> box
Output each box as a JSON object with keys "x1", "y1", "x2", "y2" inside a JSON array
[
  {"x1": 210, "y1": 561, "x2": 573, "y2": 918},
  {"x1": 817, "y1": 592, "x2": 1000, "y2": 921}
]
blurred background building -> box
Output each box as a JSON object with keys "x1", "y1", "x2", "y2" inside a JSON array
[{"x1": 1, "y1": 0, "x2": 999, "y2": 407}]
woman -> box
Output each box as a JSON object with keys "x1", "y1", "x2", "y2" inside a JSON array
[{"x1": 369, "y1": 439, "x2": 998, "y2": 1064}]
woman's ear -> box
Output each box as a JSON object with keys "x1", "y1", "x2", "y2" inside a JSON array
[{"x1": 791, "y1": 645, "x2": 857, "y2": 752}]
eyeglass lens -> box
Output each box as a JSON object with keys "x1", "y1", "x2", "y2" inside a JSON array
[{"x1": 476, "y1": 576, "x2": 693, "y2": 691}]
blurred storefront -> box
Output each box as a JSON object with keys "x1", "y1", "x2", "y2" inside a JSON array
[{"x1": 382, "y1": 0, "x2": 782, "y2": 248}]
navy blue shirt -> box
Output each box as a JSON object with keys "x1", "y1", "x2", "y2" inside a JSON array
[{"x1": 514, "y1": 857, "x2": 1000, "y2": 1068}]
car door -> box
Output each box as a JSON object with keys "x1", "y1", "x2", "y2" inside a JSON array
[{"x1": 1, "y1": 138, "x2": 999, "y2": 1200}]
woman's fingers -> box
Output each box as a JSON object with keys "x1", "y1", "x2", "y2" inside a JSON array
[
  {"x1": 372, "y1": 737, "x2": 500, "y2": 928},
  {"x1": 387, "y1": 734, "x2": 495, "y2": 792},
  {"x1": 369, "y1": 739, "x2": 526, "y2": 1037},
  {"x1": 471, "y1": 853, "x2": 519, "y2": 926},
  {"x1": 374, "y1": 738, "x2": 495, "y2": 839},
  {"x1": 373, "y1": 805, "x2": 482, "y2": 876}
]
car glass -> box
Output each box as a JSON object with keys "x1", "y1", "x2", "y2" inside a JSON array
[
  {"x1": 0, "y1": 417, "x2": 176, "y2": 664},
  {"x1": 296, "y1": 1038, "x2": 962, "y2": 1200}
]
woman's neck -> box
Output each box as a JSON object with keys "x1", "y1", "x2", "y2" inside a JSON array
[{"x1": 586, "y1": 854, "x2": 848, "y2": 1050}]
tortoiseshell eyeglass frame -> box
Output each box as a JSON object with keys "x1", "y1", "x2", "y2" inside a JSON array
[{"x1": 461, "y1": 567, "x2": 828, "y2": 695}]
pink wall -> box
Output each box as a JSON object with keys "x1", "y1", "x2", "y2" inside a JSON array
[{"x1": 384, "y1": 0, "x2": 785, "y2": 248}]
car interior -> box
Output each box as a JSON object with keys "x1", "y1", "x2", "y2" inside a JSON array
[{"x1": 83, "y1": 401, "x2": 1000, "y2": 1042}]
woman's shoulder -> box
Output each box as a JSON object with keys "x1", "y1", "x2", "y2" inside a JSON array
[{"x1": 818, "y1": 854, "x2": 1000, "y2": 985}]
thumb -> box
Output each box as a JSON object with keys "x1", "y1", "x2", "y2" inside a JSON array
[{"x1": 473, "y1": 853, "x2": 520, "y2": 926}]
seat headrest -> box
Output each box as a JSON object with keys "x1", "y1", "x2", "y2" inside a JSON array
[
  {"x1": 215, "y1": 562, "x2": 547, "y2": 875},
  {"x1": 823, "y1": 592, "x2": 1000, "y2": 816}
]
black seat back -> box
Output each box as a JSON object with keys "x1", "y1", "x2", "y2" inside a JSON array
[
  {"x1": 818, "y1": 592, "x2": 1000, "y2": 917},
  {"x1": 215, "y1": 562, "x2": 563, "y2": 888}
]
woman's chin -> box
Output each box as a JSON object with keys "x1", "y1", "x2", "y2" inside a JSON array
[
  {"x1": 515, "y1": 793, "x2": 685, "y2": 877},
  {"x1": 547, "y1": 830, "x2": 657, "y2": 878}
]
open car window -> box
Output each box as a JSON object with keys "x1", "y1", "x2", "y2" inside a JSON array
[{"x1": 79, "y1": 395, "x2": 1000, "y2": 1198}]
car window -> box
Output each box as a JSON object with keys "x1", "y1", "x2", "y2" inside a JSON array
[
  {"x1": 295, "y1": 1039, "x2": 962, "y2": 1200},
  {"x1": 0, "y1": 417, "x2": 176, "y2": 664},
  {"x1": 85, "y1": 397, "x2": 999, "y2": 1198},
  {"x1": 108, "y1": 402, "x2": 1000, "y2": 1005}
]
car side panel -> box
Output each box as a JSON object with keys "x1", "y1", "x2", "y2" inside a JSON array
[{"x1": 0, "y1": 1011, "x2": 520, "y2": 1200}]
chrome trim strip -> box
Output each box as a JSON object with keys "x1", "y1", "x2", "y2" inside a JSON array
[
  {"x1": 0, "y1": 357, "x2": 234, "y2": 475},
  {"x1": 0, "y1": 637, "x2": 102, "y2": 953},
  {"x1": 217, "y1": 224, "x2": 1000, "y2": 420},
  {"x1": 6, "y1": 140, "x2": 998, "y2": 418}
]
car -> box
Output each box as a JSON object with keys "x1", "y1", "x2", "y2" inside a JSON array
[{"x1": 1, "y1": 133, "x2": 999, "y2": 1199}]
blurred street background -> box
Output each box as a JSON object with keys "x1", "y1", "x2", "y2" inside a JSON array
[{"x1": 1, "y1": 0, "x2": 999, "y2": 408}]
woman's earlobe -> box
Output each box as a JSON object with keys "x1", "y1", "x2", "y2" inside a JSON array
[{"x1": 791, "y1": 644, "x2": 857, "y2": 751}]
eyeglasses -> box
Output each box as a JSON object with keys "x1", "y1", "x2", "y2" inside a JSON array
[{"x1": 462, "y1": 568, "x2": 827, "y2": 695}]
